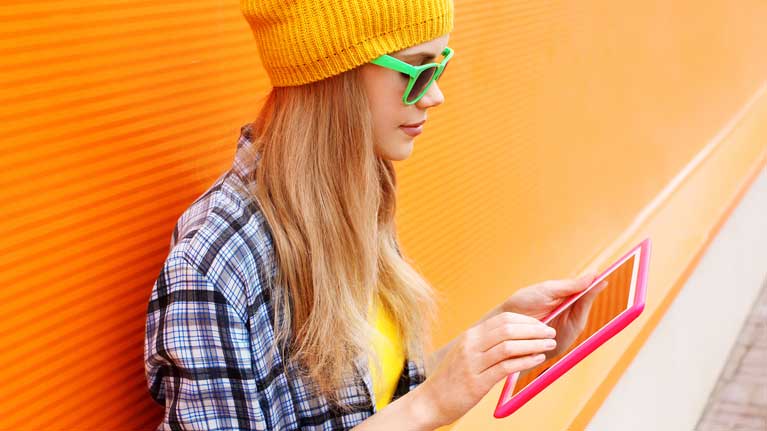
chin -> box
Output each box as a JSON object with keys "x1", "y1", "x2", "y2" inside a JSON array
[
  {"x1": 379, "y1": 144, "x2": 413, "y2": 161},
  {"x1": 373, "y1": 131, "x2": 416, "y2": 160}
]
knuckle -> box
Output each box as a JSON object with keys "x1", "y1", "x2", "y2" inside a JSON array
[
  {"x1": 462, "y1": 329, "x2": 475, "y2": 344},
  {"x1": 501, "y1": 360, "x2": 516, "y2": 374},
  {"x1": 459, "y1": 339, "x2": 472, "y2": 357},
  {"x1": 503, "y1": 323, "x2": 517, "y2": 338},
  {"x1": 540, "y1": 280, "x2": 556, "y2": 291},
  {"x1": 501, "y1": 311, "x2": 517, "y2": 323},
  {"x1": 502, "y1": 340, "x2": 516, "y2": 356}
]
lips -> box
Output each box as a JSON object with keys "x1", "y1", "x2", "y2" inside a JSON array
[
  {"x1": 399, "y1": 120, "x2": 425, "y2": 137},
  {"x1": 401, "y1": 119, "x2": 426, "y2": 127}
]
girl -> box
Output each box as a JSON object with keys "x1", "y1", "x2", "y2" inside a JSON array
[{"x1": 144, "y1": 0, "x2": 604, "y2": 429}]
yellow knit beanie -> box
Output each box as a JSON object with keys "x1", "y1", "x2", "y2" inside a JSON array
[{"x1": 240, "y1": 0, "x2": 454, "y2": 87}]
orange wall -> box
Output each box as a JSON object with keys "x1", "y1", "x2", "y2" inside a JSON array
[{"x1": 1, "y1": 1, "x2": 766, "y2": 429}]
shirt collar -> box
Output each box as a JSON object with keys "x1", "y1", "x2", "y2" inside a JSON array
[{"x1": 232, "y1": 122, "x2": 260, "y2": 181}]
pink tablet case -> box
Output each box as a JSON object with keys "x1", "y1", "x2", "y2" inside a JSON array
[{"x1": 494, "y1": 237, "x2": 651, "y2": 418}]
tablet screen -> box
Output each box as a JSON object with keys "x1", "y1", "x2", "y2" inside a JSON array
[{"x1": 502, "y1": 249, "x2": 641, "y2": 400}]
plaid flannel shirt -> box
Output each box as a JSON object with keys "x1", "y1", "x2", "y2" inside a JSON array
[{"x1": 144, "y1": 123, "x2": 427, "y2": 430}]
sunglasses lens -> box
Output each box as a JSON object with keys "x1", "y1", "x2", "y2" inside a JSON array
[{"x1": 406, "y1": 66, "x2": 437, "y2": 103}]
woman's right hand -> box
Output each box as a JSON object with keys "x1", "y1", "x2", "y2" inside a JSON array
[{"x1": 415, "y1": 311, "x2": 557, "y2": 428}]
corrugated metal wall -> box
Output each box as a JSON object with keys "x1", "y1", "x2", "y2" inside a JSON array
[{"x1": 1, "y1": 1, "x2": 765, "y2": 429}]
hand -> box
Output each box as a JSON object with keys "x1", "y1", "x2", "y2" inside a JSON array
[
  {"x1": 474, "y1": 272, "x2": 608, "y2": 361},
  {"x1": 415, "y1": 312, "x2": 558, "y2": 428},
  {"x1": 497, "y1": 272, "x2": 609, "y2": 359},
  {"x1": 543, "y1": 278, "x2": 608, "y2": 358}
]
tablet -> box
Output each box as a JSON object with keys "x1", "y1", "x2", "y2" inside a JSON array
[{"x1": 494, "y1": 237, "x2": 651, "y2": 418}]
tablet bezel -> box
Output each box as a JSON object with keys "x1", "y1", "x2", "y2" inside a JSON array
[{"x1": 493, "y1": 237, "x2": 651, "y2": 418}]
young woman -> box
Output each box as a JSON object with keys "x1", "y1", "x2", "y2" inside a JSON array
[{"x1": 144, "y1": 1, "x2": 605, "y2": 429}]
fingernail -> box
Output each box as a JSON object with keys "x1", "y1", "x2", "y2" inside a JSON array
[{"x1": 545, "y1": 339, "x2": 556, "y2": 348}]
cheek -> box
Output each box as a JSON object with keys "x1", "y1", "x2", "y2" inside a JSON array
[
  {"x1": 377, "y1": 84, "x2": 407, "y2": 126},
  {"x1": 372, "y1": 104, "x2": 399, "y2": 129},
  {"x1": 361, "y1": 66, "x2": 407, "y2": 135}
]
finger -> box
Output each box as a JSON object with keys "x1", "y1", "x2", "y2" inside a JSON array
[
  {"x1": 478, "y1": 338, "x2": 556, "y2": 374},
  {"x1": 572, "y1": 282, "x2": 608, "y2": 322},
  {"x1": 544, "y1": 272, "x2": 598, "y2": 297},
  {"x1": 581, "y1": 280, "x2": 609, "y2": 305},
  {"x1": 594, "y1": 279, "x2": 609, "y2": 293},
  {"x1": 479, "y1": 322, "x2": 556, "y2": 352},
  {"x1": 481, "y1": 311, "x2": 545, "y2": 332},
  {"x1": 480, "y1": 353, "x2": 547, "y2": 389}
]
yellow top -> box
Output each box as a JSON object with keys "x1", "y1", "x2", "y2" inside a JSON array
[{"x1": 368, "y1": 296, "x2": 405, "y2": 411}]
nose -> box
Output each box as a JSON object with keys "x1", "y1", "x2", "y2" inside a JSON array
[{"x1": 415, "y1": 80, "x2": 445, "y2": 109}]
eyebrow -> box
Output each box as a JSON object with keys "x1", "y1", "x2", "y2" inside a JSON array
[{"x1": 398, "y1": 51, "x2": 440, "y2": 63}]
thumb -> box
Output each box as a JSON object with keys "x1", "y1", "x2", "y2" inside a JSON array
[
  {"x1": 582, "y1": 279, "x2": 609, "y2": 304},
  {"x1": 582, "y1": 270, "x2": 600, "y2": 285},
  {"x1": 546, "y1": 271, "x2": 598, "y2": 297}
]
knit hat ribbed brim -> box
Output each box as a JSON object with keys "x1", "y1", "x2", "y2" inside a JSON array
[{"x1": 240, "y1": 0, "x2": 455, "y2": 87}]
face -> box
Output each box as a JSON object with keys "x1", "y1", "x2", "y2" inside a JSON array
[{"x1": 359, "y1": 34, "x2": 450, "y2": 161}]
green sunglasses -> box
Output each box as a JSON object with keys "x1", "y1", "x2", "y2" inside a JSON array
[{"x1": 370, "y1": 46, "x2": 454, "y2": 105}]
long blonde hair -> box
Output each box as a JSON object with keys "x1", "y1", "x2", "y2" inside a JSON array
[{"x1": 238, "y1": 66, "x2": 439, "y2": 410}]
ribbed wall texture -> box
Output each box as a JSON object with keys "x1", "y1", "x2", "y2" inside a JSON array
[{"x1": 1, "y1": 1, "x2": 766, "y2": 430}]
